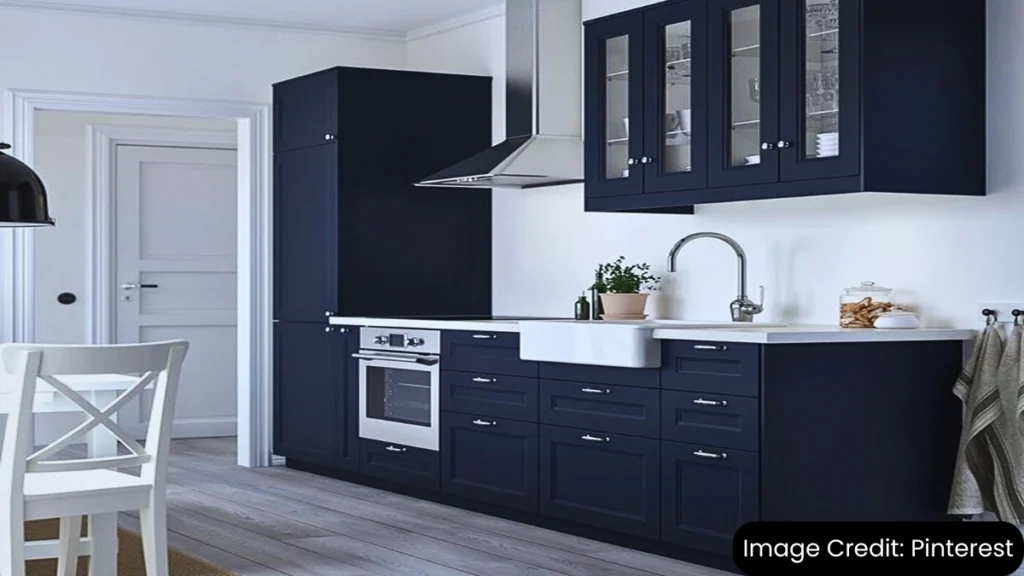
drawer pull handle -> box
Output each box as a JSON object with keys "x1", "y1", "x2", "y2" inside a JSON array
[
  {"x1": 581, "y1": 387, "x2": 610, "y2": 395},
  {"x1": 472, "y1": 419, "x2": 497, "y2": 427},
  {"x1": 384, "y1": 445, "x2": 407, "y2": 453},
  {"x1": 472, "y1": 334, "x2": 497, "y2": 339},
  {"x1": 693, "y1": 398, "x2": 728, "y2": 407},
  {"x1": 693, "y1": 344, "x2": 727, "y2": 351},
  {"x1": 693, "y1": 449, "x2": 727, "y2": 459},
  {"x1": 471, "y1": 377, "x2": 496, "y2": 383},
  {"x1": 581, "y1": 434, "x2": 610, "y2": 443}
]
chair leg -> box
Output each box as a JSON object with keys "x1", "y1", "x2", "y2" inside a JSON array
[
  {"x1": 0, "y1": 507, "x2": 26, "y2": 576},
  {"x1": 57, "y1": 515, "x2": 82, "y2": 576},
  {"x1": 139, "y1": 500, "x2": 168, "y2": 576}
]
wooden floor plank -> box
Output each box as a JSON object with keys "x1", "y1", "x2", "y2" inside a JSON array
[{"x1": 156, "y1": 437, "x2": 729, "y2": 576}]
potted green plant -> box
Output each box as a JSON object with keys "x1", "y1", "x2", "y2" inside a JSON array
[{"x1": 592, "y1": 256, "x2": 661, "y2": 318}]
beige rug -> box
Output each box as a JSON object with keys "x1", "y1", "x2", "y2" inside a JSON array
[{"x1": 25, "y1": 519, "x2": 234, "y2": 576}]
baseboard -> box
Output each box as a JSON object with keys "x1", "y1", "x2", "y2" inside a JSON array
[{"x1": 125, "y1": 417, "x2": 236, "y2": 440}]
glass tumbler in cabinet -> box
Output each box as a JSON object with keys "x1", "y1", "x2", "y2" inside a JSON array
[{"x1": 839, "y1": 281, "x2": 894, "y2": 328}]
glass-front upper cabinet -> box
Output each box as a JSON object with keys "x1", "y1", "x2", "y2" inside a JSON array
[
  {"x1": 585, "y1": 13, "x2": 644, "y2": 199},
  {"x1": 780, "y1": 0, "x2": 859, "y2": 180},
  {"x1": 642, "y1": 1, "x2": 708, "y2": 193},
  {"x1": 708, "y1": 0, "x2": 779, "y2": 188}
]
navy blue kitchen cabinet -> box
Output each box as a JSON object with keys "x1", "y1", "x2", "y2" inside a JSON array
[
  {"x1": 441, "y1": 331, "x2": 538, "y2": 377},
  {"x1": 583, "y1": 0, "x2": 985, "y2": 213},
  {"x1": 441, "y1": 412, "x2": 539, "y2": 512},
  {"x1": 273, "y1": 323, "x2": 358, "y2": 471},
  {"x1": 271, "y1": 66, "x2": 493, "y2": 321},
  {"x1": 359, "y1": 439, "x2": 440, "y2": 491},
  {"x1": 661, "y1": 440, "x2": 758, "y2": 555},
  {"x1": 273, "y1": 69, "x2": 338, "y2": 153},
  {"x1": 442, "y1": 370, "x2": 539, "y2": 422},
  {"x1": 273, "y1": 144, "x2": 339, "y2": 323},
  {"x1": 539, "y1": 424, "x2": 660, "y2": 539}
]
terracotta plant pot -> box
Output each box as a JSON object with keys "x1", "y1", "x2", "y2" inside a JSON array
[{"x1": 599, "y1": 293, "x2": 649, "y2": 317}]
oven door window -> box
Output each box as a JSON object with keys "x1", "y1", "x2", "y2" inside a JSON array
[{"x1": 365, "y1": 363, "x2": 432, "y2": 426}]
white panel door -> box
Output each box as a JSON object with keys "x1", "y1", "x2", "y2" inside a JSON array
[{"x1": 114, "y1": 144, "x2": 237, "y2": 439}]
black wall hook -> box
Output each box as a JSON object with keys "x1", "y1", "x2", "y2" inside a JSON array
[{"x1": 983, "y1": 308, "x2": 998, "y2": 326}]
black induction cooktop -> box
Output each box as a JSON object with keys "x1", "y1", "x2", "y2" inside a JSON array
[{"x1": 376, "y1": 315, "x2": 569, "y2": 321}]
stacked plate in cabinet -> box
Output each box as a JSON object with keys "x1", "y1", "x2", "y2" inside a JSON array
[{"x1": 816, "y1": 132, "x2": 838, "y2": 158}]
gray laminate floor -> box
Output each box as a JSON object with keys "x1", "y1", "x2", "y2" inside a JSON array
[{"x1": 124, "y1": 437, "x2": 732, "y2": 576}]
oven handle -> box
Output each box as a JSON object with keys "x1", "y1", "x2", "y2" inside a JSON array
[{"x1": 351, "y1": 352, "x2": 440, "y2": 366}]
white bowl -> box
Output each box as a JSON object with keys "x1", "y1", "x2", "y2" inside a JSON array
[{"x1": 873, "y1": 311, "x2": 920, "y2": 329}]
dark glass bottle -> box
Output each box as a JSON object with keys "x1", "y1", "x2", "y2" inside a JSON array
[{"x1": 574, "y1": 293, "x2": 591, "y2": 320}]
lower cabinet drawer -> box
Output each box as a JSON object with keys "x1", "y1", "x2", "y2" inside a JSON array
[
  {"x1": 661, "y1": 440, "x2": 759, "y2": 555},
  {"x1": 441, "y1": 412, "x2": 538, "y2": 512},
  {"x1": 442, "y1": 370, "x2": 538, "y2": 422},
  {"x1": 359, "y1": 439, "x2": 439, "y2": 491},
  {"x1": 539, "y1": 425, "x2": 660, "y2": 539},
  {"x1": 661, "y1": 390, "x2": 759, "y2": 451},
  {"x1": 540, "y1": 380, "x2": 659, "y2": 438}
]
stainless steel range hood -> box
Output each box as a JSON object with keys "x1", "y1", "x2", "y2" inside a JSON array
[{"x1": 414, "y1": 0, "x2": 583, "y2": 189}]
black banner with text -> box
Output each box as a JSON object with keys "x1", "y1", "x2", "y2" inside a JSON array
[{"x1": 733, "y1": 521, "x2": 1024, "y2": 574}]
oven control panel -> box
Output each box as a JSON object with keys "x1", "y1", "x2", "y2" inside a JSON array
[{"x1": 360, "y1": 327, "x2": 441, "y2": 354}]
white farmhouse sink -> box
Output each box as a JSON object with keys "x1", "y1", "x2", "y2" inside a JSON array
[{"x1": 517, "y1": 319, "x2": 788, "y2": 368}]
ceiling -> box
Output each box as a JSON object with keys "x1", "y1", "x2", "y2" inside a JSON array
[{"x1": 0, "y1": 0, "x2": 505, "y2": 39}]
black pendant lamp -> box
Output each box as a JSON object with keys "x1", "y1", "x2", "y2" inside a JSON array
[{"x1": 0, "y1": 142, "x2": 54, "y2": 227}]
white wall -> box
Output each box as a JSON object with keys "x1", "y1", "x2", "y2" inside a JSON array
[
  {"x1": 33, "y1": 111, "x2": 235, "y2": 345},
  {"x1": 1, "y1": 6, "x2": 407, "y2": 341},
  {"x1": 408, "y1": 0, "x2": 1015, "y2": 329}
]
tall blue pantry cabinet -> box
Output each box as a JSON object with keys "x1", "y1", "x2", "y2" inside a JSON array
[{"x1": 271, "y1": 67, "x2": 493, "y2": 469}]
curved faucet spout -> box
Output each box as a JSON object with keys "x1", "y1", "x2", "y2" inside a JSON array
[{"x1": 667, "y1": 232, "x2": 763, "y2": 322}]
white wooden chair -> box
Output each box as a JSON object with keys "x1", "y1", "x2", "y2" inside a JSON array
[{"x1": 0, "y1": 340, "x2": 189, "y2": 576}]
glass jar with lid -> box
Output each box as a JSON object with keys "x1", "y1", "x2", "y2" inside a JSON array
[{"x1": 839, "y1": 281, "x2": 894, "y2": 328}]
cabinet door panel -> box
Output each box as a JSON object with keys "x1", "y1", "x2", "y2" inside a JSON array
[
  {"x1": 585, "y1": 13, "x2": 646, "y2": 198},
  {"x1": 273, "y1": 70, "x2": 338, "y2": 153},
  {"x1": 273, "y1": 144, "x2": 338, "y2": 322},
  {"x1": 708, "y1": 0, "x2": 781, "y2": 188},
  {"x1": 273, "y1": 322, "x2": 335, "y2": 465},
  {"x1": 642, "y1": 0, "x2": 709, "y2": 193},
  {"x1": 661, "y1": 441, "x2": 759, "y2": 555},
  {"x1": 442, "y1": 412, "x2": 539, "y2": 512},
  {"x1": 442, "y1": 331, "x2": 537, "y2": 377},
  {"x1": 334, "y1": 326, "x2": 359, "y2": 471},
  {"x1": 539, "y1": 425, "x2": 660, "y2": 539},
  {"x1": 779, "y1": 0, "x2": 861, "y2": 180},
  {"x1": 359, "y1": 439, "x2": 439, "y2": 491},
  {"x1": 540, "y1": 380, "x2": 659, "y2": 438},
  {"x1": 442, "y1": 371, "x2": 538, "y2": 422}
]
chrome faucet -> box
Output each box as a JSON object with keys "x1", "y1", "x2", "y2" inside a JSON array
[{"x1": 667, "y1": 232, "x2": 764, "y2": 322}]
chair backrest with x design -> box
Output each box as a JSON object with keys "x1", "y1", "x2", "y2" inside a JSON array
[{"x1": 0, "y1": 340, "x2": 189, "y2": 498}]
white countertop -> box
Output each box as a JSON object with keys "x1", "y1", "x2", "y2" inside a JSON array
[{"x1": 329, "y1": 316, "x2": 975, "y2": 344}]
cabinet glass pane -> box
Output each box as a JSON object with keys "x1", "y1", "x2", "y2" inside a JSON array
[
  {"x1": 804, "y1": 0, "x2": 839, "y2": 159},
  {"x1": 729, "y1": 6, "x2": 761, "y2": 167},
  {"x1": 605, "y1": 35, "x2": 630, "y2": 180},
  {"x1": 663, "y1": 21, "x2": 693, "y2": 174}
]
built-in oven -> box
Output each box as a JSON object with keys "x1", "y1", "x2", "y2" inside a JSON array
[{"x1": 353, "y1": 327, "x2": 441, "y2": 451}]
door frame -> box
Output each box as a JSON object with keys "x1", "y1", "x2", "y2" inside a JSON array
[
  {"x1": 90, "y1": 126, "x2": 237, "y2": 440},
  {"x1": 4, "y1": 88, "x2": 274, "y2": 467}
]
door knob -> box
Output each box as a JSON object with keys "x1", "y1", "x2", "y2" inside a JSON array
[
  {"x1": 777, "y1": 140, "x2": 792, "y2": 148},
  {"x1": 627, "y1": 158, "x2": 638, "y2": 165},
  {"x1": 641, "y1": 156, "x2": 654, "y2": 164},
  {"x1": 761, "y1": 142, "x2": 776, "y2": 151}
]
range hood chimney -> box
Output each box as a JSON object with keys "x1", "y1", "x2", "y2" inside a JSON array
[{"x1": 414, "y1": 0, "x2": 583, "y2": 189}]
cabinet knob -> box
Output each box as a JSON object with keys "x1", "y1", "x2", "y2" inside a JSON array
[
  {"x1": 640, "y1": 156, "x2": 654, "y2": 164},
  {"x1": 627, "y1": 158, "x2": 638, "y2": 166},
  {"x1": 777, "y1": 140, "x2": 792, "y2": 148},
  {"x1": 325, "y1": 311, "x2": 333, "y2": 317},
  {"x1": 325, "y1": 327, "x2": 333, "y2": 333},
  {"x1": 324, "y1": 134, "x2": 335, "y2": 141},
  {"x1": 760, "y1": 142, "x2": 776, "y2": 151}
]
